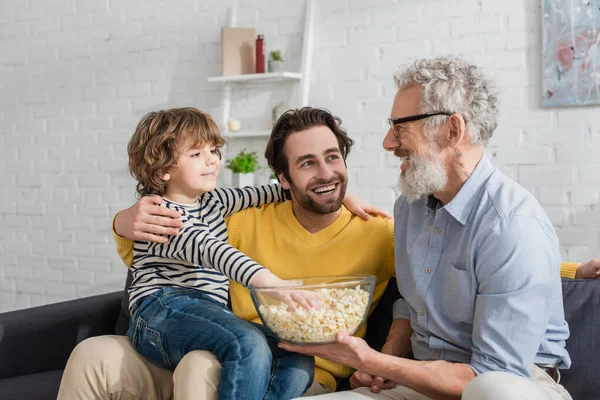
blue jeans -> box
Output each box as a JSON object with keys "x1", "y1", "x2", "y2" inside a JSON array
[{"x1": 127, "y1": 287, "x2": 314, "y2": 400}]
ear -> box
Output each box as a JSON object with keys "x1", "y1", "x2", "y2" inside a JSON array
[
  {"x1": 160, "y1": 172, "x2": 171, "y2": 182},
  {"x1": 445, "y1": 114, "x2": 467, "y2": 149},
  {"x1": 277, "y1": 172, "x2": 290, "y2": 190}
]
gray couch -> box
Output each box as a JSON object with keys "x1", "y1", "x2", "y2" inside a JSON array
[{"x1": 0, "y1": 277, "x2": 598, "y2": 400}]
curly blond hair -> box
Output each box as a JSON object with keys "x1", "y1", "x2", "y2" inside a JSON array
[{"x1": 128, "y1": 107, "x2": 225, "y2": 197}]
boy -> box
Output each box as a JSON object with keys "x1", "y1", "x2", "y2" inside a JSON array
[{"x1": 126, "y1": 107, "x2": 316, "y2": 399}]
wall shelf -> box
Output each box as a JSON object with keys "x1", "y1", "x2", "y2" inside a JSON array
[
  {"x1": 207, "y1": 72, "x2": 303, "y2": 84},
  {"x1": 224, "y1": 131, "x2": 271, "y2": 138}
]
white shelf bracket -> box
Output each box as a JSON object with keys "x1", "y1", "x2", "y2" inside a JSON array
[
  {"x1": 220, "y1": 0, "x2": 237, "y2": 133},
  {"x1": 299, "y1": 0, "x2": 315, "y2": 107}
]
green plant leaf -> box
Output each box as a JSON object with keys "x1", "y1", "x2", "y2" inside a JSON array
[
  {"x1": 269, "y1": 50, "x2": 282, "y2": 61},
  {"x1": 225, "y1": 149, "x2": 260, "y2": 173}
]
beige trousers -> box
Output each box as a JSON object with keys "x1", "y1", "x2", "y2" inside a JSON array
[
  {"x1": 57, "y1": 335, "x2": 329, "y2": 400},
  {"x1": 299, "y1": 365, "x2": 572, "y2": 400}
]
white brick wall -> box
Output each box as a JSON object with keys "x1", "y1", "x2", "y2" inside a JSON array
[{"x1": 1, "y1": 0, "x2": 599, "y2": 312}]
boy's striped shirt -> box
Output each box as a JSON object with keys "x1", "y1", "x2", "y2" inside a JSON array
[{"x1": 128, "y1": 184, "x2": 285, "y2": 311}]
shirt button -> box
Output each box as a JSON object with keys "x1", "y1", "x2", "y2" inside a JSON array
[
  {"x1": 434, "y1": 228, "x2": 441, "y2": 234},
  {"x1": 425, "y1": 268, "x2": 431, "y2": 274},
  {"x1": 433, "y1": 352, "x2": 440, "y2": 358},
  {"x1": 418, "y1": 309, "x2": 425, "y2": 316}
]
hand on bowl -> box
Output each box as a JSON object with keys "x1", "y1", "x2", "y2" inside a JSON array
[{"x1": 262, "y1": 288, "x2": 321, "y2": 311}]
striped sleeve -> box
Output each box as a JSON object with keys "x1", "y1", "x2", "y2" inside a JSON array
[
  {"x1": 147, "y1": 218, "x2": 265, "y2": 287},
  {"x1": 211, "y1": 183, "x2": 286, "y2": 217}
]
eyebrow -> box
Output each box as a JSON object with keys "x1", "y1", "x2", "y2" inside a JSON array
[{"x1": 295, "y1": 147, "x2": 341, "y2": 165}]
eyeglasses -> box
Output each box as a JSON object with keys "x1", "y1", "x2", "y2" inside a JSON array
[{"x1": 388, "y1": 111, "x2": 453, "y2": 139}]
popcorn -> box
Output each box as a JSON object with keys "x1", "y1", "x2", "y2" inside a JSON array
[{"x1": 258, "y1": 286, "x2": 370, "y2": 343}]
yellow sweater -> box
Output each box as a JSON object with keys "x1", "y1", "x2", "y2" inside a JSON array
[
  {"x1": 114, "y1": 202, "x2": 395, "y2": 392},
  {"x1": 113, "y1": 207, "x2": 580, "y2": 391}
]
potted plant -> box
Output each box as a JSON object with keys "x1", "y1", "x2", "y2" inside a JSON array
[
  {"x1": 226, "y1": 149, "x2": 259, "y2": 187},
  {"x1": 268, "y1": 50, "x2": 284, "y2": 73}
]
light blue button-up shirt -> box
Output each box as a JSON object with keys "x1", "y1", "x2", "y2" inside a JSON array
[{"x1": 393, "y1": 152, "x2": 571, "y2": 377}]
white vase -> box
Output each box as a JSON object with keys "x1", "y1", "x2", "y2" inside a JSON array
[
  {"x1": 232, "y1": 172, "x2": 254, "y2": 187},
  {"x1": 268, "y1": 60, "x2": 284, "y2": 73}
]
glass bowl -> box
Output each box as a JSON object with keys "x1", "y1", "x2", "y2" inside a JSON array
[{"x1": 249, "y1": 274, "x2": 376, "y2": 344}]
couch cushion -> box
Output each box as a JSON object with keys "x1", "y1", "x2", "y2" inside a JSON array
[
  {"x1": 560, "y1": 278, "x2": 600, "y2": 400},
  {"x1": 115, "y1": 270, "x2": 134, "y2": 336},
  {"x1": 0, "y1": 369, "x2": 63, "y2": 400}
]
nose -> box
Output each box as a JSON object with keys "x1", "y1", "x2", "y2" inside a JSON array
[
  {"x1": 315, "y1": 162, "x2": 334, "y2": 181},
  {"x1": 382, "y1": 128, "x2": 399, "y2": 151},
  {"x1": 205, "y1": 151, "x2": 218, "y2": 166}
]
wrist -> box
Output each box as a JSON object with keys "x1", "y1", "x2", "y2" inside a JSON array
[
  {"x1": 249, "y1": 269, "x2": 281, "y2": 287},
  {"x1": 361, "y1": 347, "x2": 387, "y2": 377},
  {"x1": 113, "y1": 212, "x2": 125, "y2": 237}
]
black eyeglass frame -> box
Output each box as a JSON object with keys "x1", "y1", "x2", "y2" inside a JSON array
[{"x1": 388, "y1": 111, "x2": 454, "y2": 138}]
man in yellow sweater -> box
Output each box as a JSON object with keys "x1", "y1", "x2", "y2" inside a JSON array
[{"x1": 57, "y1": 107, "x2": 395, "y2": 400}]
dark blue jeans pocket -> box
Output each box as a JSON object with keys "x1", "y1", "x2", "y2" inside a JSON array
[{"x1": 129, "y1": 315, "x2": 173, "y2": 369}]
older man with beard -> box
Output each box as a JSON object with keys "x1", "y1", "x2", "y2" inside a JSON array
[{"x1": 280, "y1": 56, "x2": 573, "y2": 400}]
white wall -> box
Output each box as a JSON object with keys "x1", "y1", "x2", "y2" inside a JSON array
[{"x1": 1, "y1": 0, "x2": 599, "y2": 312}]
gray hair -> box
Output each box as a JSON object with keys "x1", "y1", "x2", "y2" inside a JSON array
[{"x1": 393, "y1": 55, "x2": 499, "y2": 146}]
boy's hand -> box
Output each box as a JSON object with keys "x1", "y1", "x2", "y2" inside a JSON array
[
  {"x1": 575, "y1": 258, "x2": 600, "y2": 279},
  {"x1": 115, "y1": 195, "x2": 183, "y2": 243},
  {"x1": 266, "y1": 288, "x2": 321, "y2": 312},
  {"x1": 343, "y1": 193, "x2": 393, "y2": 220},
  {"x1": 250, "y1": 270, "x2": 321, "y2": 311}
]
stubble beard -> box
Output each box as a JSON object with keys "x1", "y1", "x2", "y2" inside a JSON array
[{"x1": 289, "y1": 173, "x2": 347, "y2": 215}]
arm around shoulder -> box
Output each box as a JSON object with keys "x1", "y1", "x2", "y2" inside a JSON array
[{"x1": 112, "y1": 195, "x2": 184, "y2": 267}]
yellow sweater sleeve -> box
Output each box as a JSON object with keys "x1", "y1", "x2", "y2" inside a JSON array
[
  {"x1": 385, "y1": 218, "x2": 395, "y2": 278},
  {"x1": 560, "y1": 262, "x2": 578, "y2": 279},
  {"x1": 111, "y1": 212, "x2": 134, "y2": 268}
]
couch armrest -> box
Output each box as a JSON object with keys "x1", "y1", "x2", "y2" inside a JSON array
[
  {"x1": 560, "y1": 278, "x2": 600, "y2": 400},
  {"x1": 0, "y1": 291, "x2": 122, "y2": 380}
]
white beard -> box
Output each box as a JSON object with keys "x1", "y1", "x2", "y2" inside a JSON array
[{"x1": 396, "y1": 152, "x2": 447, "y2": 203}]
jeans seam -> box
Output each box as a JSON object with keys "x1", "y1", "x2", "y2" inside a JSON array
[
  {"x1": 150, "y1": 325, "x2": 171, "y2": 367},
  {"x1": 134, "y1": 308, "x2": 172, "y2": 367},
  {"x1": 131, "y1": 316, "x2": 142, "y2": 347},
  {"x1": 262, "y1": 356, "x2": 278, "y2": 400}
]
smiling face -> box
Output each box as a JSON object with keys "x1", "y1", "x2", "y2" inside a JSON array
[
  {"x1": 279, "y1": 125, "x2": 348, "y2": 214},
  {"x1": 383, "y1": 86, "x2": 448, "y2": 202},
  {"x1": 162, "y1": 137, "x2": 221, "y2": 204}
]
